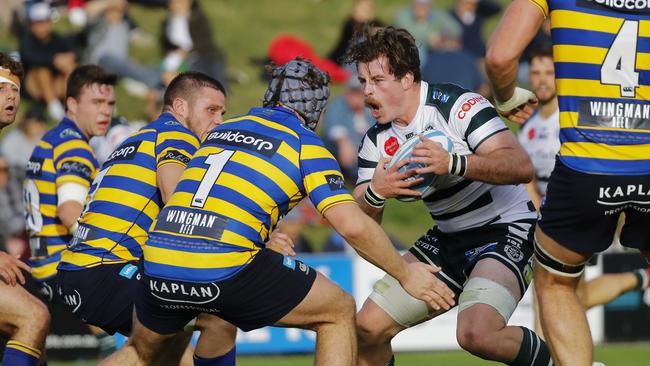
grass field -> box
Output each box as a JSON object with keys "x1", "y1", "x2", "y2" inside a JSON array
[{"x1": 48, "y1": 342, "x2": 650, "y2": 365}]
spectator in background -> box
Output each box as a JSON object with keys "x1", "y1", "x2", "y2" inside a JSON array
[
  {"x1": 421, "y1": 25, "x2": 488, "y2": 95},
  {"x1": 394, "y1": 0, "x2": 460, "y2": 67},
  {"x1": 0, "y1": 154, "x2": 25, "y2": 255},
  {"x1": 449, "y1": 0, "x2": 502, "y2": 60},
  {"x1": 327, "y1": 0, "x2": 383, "y2": 66},
  {"x1": 323, "y1": 76, "x2": 373, "y2": 182},
  {"x1": 1, "y1": 106, "x2": 47, "y2": 171},
  {"x1": 19, "y1": 2, "x2": 76, "y2": 121},
  {"x1": 161, "y1": 0, "x2": 229, "y2": 88}
]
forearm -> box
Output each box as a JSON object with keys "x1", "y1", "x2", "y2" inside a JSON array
[
  {"x1": 353, "y1": 184, "x2": 384, "y2": 223},
  {"x1": 464, "y1": 148, "x2": 533, "y2": 184},
  {"x1": 57, "y1": 201, "x2": 83, "y2": 229}
]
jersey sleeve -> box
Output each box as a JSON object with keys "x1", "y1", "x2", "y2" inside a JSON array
[
  {"x1": 449, "y1": 92, "x2": 509, "y2": 152},
  {"x1": 356, "y1": 132, "x2": 379, "y2": 186},
  {"x1": 53, "y1": 139, "x2": 98, "y2": 189},
  {"x1": 155, "y1": 129, "x2": 200, "y2": 169},
  {"x1": 528, "y1": 0, "x2": 548, "y2": 18},
  {"x1": 299, "y1": 133, "x2": 355, "y2": 215}
]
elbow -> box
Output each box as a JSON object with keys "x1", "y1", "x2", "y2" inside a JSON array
[
  {"x1": 338, "y1": 220, "x2": 366, "y2": 244},
  {"x1": 519, "y1": 159, "x2": 535, "y2": 184},
  {"x1": 485, "y1": 47, "x2": 519, "y2": 76}
]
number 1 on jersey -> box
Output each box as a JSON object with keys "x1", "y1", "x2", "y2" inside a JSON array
[
  {"x1": 191, "y1": 151, "x2": 234, "y2": 208},
  {"x1": 600, "y1": 20, "x2": 639, "y2": 98}
]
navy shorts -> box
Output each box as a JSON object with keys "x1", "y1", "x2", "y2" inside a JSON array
[
  {"x1": 136, "y1": 249, "x2": 317, "y2": 335},
  {"x1": 539, "y1": 158, "x2": 650, "y2": 254},
  {"x1": 35, "y1": 277, "x2": 61, "y2": 304},
  {"x1": 57, "y1": 263, "x2": 140, "y2": 335},
  {"x1": 409, "y1": 219, "x2": 536, "y2": 298}
]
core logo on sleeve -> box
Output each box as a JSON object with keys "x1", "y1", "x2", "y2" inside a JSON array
[
  {"x1": 60, "y1": 161, "x2": 93, "y2": 180},
  {"x1": 154, "y1": 206, "x2": 228, "y2": 240},
  {"x1": 325, "y1": 174, "x2": 346, "y2": 191},
  {"x1": 105, "y1": 140, "x2": 142, "y2": 164},
  {"x1": 456, "y1": 96, "x2": 489, "y2": 120},
  {"x1": 149, "y1": 278, "x2": 220, "y2": 304},
  {"x1": 26, "y1": 158, "x2": 44, "y2": 177},
  {"x1": 59, "y1": 128, "x2": 82, "y2": 139},
  {"x1": 160, "y1": 150, "x2": 191, "y2": 165},
  {"x1": 384, "y1": 136, "x2": 399, "y2": 156},
  {"x1": 205, "y1": 129, "x2": 280, "y2": 157}
]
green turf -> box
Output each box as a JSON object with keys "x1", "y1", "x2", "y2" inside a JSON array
[{"x1": 47, "y1": 342, "x2": 650, "y2": 366}]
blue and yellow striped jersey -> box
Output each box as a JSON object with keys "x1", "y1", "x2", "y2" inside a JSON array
[
  {"x1": 58, "y1": 113, "x2": 200, "y2": 271},
  {"x1": 143, "y1": 107, "x2": 354, "y2": 282},
  {"x1": 23, "y1": 117, "x2": 99, "y2": 281},
  {"x1": 529, "y1": 0, "x2": 650, "y2": 174}
]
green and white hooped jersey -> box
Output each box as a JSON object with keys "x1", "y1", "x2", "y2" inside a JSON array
[{"x1": 357, "y1": 82, "x2": 537, "y2": 233}]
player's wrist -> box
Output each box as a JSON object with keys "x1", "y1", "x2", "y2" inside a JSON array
[
  {"x1": 448, "y1": 153, "x2": 468, "y2": 177},
  {"x1": 364, "y1": 183, "x2": 386, "y2": 208},
  {"x1": 495, "y1": 87, "x2": 535, "y2": 112}
]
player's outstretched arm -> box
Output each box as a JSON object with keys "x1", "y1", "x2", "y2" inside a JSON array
[
  {"x1": 486, "y1": 0, "x2": 544, "y2": 123},
  {"x1": 324, "y1": 202, "x2": 455, "y2": 311},
  {"x1": 0, "y1": 251, "x2": 30, "y2": 286}
]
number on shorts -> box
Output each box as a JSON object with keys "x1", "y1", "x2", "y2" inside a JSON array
[
  {"x1": 191, "y1": 151, "x2": 235, "y2": 208},
  {"x1": 600, "y1": 20, "x2": 639, "y2": 98}
]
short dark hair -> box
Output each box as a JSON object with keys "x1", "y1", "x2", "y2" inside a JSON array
[
  {"x1": 345, "y1": 26, "x2": 421, "y2": 82},
  {"x1": 0, "y1": 52, "x2": 24, "y2": 80},
  {"x1": 163, "y1": 71, "x2": 226, "y2": 108},
  {"x1": 66, "y1": 64, "x2": 117, "y2": 101},
  {"x1": 528, "y1": 45, "x2": 553, "y2": 64}
]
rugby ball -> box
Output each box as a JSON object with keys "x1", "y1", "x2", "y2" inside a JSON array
[{"x1": 387, "y1": 130, "x2": 453, "y2": 201}]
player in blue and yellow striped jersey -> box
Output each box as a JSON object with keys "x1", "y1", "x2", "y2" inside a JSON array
[
  {"x1": 23, "y1": 65, "x2": 116, "y2": 302},
  {"x1": 103, "y1": 59, "x2": 446, "y2": 366},
  {"x1": 56, "y1": 72, "x2": 234, "y2": 365},
  {"x1": 487, "y1": 1, "x2": 650, "y2": 364}
]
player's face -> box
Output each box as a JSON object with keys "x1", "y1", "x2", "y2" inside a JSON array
[
  {"x1": 358, "y1": 55, "x2": 407, "y2": 124},
  {"x1": 529, "y1": 56, "x2": 557, "y2": 104},
  {"x1": 68, "y1": 83, "x2": 115, "y2": 138},
  {"x1": 0, "y1": 82, "x2": 20, "y2": 129},
  {"x1": 186, "y1": 87, "x2": 226, "y2": 140}
]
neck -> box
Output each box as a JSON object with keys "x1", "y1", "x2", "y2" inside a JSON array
[
  {"x1": 539, "y1": 97, "x2": 558, "y2": 119},
  {"x1": 164, "y1": 108, "x2": 190, "y2": 130},
  {"x1": 393, "y1": 82, "x2": 421, "y2": 127},
  {"x1": 65, "y1": 113, "x2": 89, "y2": 139}
]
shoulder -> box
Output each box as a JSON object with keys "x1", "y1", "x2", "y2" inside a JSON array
[
  {"x1": 363, "y1": 122, "x2": 391, "y2": 146},
  {"x1": 423, "y1": 82, "x2": 474, "y2": 119}
]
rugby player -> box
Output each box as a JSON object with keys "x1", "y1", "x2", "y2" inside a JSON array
[
  {"x1": 487, "y1": 3, "x2": 650, "y2": 363},
  {"x1": 346, "y1": 27, "x2": 553, "y2": 366},
  {"x1": 0, "y1": 51, "x2": 51, "y2": 366},
  {"x1": 101, "y1": 58, "x2": 447, "y2": 366},
  {"x1": 56, "y1": 71, "x2": 234, "y2": 366}
]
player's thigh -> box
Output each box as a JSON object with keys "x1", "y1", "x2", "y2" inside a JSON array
[
  {"x1": 0, "y1": 282, "x2": 49, "y2": 335},
  {"x1": 620, "y1": 203, "x2": 650, "y2": 253},
  {"x1": 129, "y1": 311, "x2": 178, "y2": 363},
  {"x1": 274, "y1": 271, "x2": 354, "y2": 330}
]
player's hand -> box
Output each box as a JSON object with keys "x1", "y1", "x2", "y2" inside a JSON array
[
  {"x1": 495, "y1": 87, "x2": 538, "y2": 124},
  {"x1": 410, "y1": 135, "x2": 450, "y2": 175},
  {"x1": 266, "y1": 232, "x2": 296, "y2": 256},
  {"x1": 399, "y1": 262, "x2": 455, "y2": 312},
  {"x1": 370, "y1": 157, "x2": 423, "y2": 199},
  {"x1": 0, "y1": 252, "x2": 30, "y2": 286}
]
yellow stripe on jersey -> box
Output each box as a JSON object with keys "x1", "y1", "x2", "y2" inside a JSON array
[
  {"x1": 53, "y1": 140, "x2": 95, "y2": 160},
  {"x1": 553, "y1": 45, "x2": 650, "y2": 70},
  {"x1": 106, "y1": 163, "x2": 157, "y2": 184},
  {"x1": 527, "y1": 0, "x2": 548, "y2": 17},
  {"x1": 277, "y1": 143, "x2": 299, "y2": 168},
  {"x1": 60, "y1": 250, "x2": 127, "y2": 268},
  {"x1": 37, "y1": 140, "x2": 52, "y2": 149},
  {"x1": 228, "y1": 151, "x2": 299, "y2": 197},
  {"x1": 317, "y1": 196, "x2": 356, "y2": 215},
  {"x1": 31, "y1": 260, "x2": 59, "y2": 279},
  {"x1": 216, "y1": 172, "x2": 276, "y2": 213},
  {"x1": 560, "y1": 142, "x2": 650, "y2": 160},
  {"x1": 86, "y1": 212, "x2": 149, "y2": 239},
  {"x1": 145, "y1": 245, "x2": 256, "y2": 268},
  {"x1": 157, "y1": 131, "x2": 201, "y2": 148},
  {"x1": 92, "y1": 188, "x2": 160, "y2": 220},
  {"x1": 41, "y1": 204, "x2": 56, "y2": 217},
  {"x1": 556, "y1": 79, "x2": 650, "y2": 99},
  {"x1": 226, "y1": 115, "x2": 299, "y2": 139},
  {"x1": 552, "y1": 10, "x2": 622, "y2": 33},
  {"x1": 34, "y1": 180, "x2": 55, "y2": 195},
  {"x1": 42, "y1": 159, "x2": 55, "y2": 174},
  {"x1": 40, "y1": 224, "x2": 67, "y2": 237},
  {"x1": 301, "y1": 145, "x2": 335, "y2": 160},
  {"x1": 56, "y1": 174, "x2": 92, "y2": 188},
  {"x1": 220, "y1": 230, "x2": 257, "y2": 250}
]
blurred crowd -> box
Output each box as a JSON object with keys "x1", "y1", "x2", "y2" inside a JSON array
[{"x1": 0, "y1": 0, "x2": 552, "y2": 254}]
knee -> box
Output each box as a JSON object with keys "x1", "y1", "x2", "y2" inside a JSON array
[
  {"x1": 457, "y1": 327, "x2": 492, "y2": 358},
  {"x1": 333, "y1": 292, "x2": 356, "y2": 321},
  {"x1": 20, "y1": 297, "x2": 50, "y2": 332},
  {"x1": 356, "y1": 309, "x2": 396, "y2": 346}
]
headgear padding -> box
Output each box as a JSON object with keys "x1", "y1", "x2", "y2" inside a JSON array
[{"x1": 263, "y1": 59, "x2": 330, "y2": 130}]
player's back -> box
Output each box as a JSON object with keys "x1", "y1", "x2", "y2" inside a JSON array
[
  {"x1": 59, "y1": 113, "x2": 200, "y2": 271},
  {"x1": 530, "y1": 0, "x2": 650, "y2": 174},
  {"x1": 24, "y1": 117, "x2": 98, "y2": 281},
  {"x1": 144, "y1": 107, "x2": 353, "y2": 282}
]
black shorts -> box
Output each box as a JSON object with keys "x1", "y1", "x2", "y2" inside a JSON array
[
  {"x1": 539, "y1": 158, "x2": 650, "y2": 254},
  {"x1": 34, "y1": 277, "x2": 61, "y2": 304},
  {"x1": 136, "y1": 249, "x2": 317, "y2": 335},
  {"x1": 57, "y1": 263, "x2": 140, "y2": 335},
  {"x1": 409, "y1": 219, "x2": 536, "y2": 298}
]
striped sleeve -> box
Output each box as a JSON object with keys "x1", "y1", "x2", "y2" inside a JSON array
[
  {"x1": 300, "y1": 135, "x2": 354, "y2": 214},
  {"x1": 356, "y1": 133, "x2": 379, "y2": 186},
  {"x1": 450, "y1": 92, "x2": 508, "y2": 151},
  {"x1": 53, "y1": 139, "x2": 98, "y2": 188},
  {"x1": 155, "y1": 130, "x2": 200, "y2": 169},
  {"x1": 528, "y1": 0, "x2": 548, "y2": 18}
]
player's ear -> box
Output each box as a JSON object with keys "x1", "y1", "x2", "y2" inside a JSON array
[
  {"x1": 65, "y1": 96, "x2": 77, "y2": 116},
  {"x1": 172, "y1": 97, "x2": 189, "y2": 120},
  {"x1": 401, "y1": 72, "x2": 414, "y2": 90}
]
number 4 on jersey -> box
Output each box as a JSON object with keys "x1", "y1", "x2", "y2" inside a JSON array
[{"x1": 601, "y1": 20, "x2": 639, "y2": 98}]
